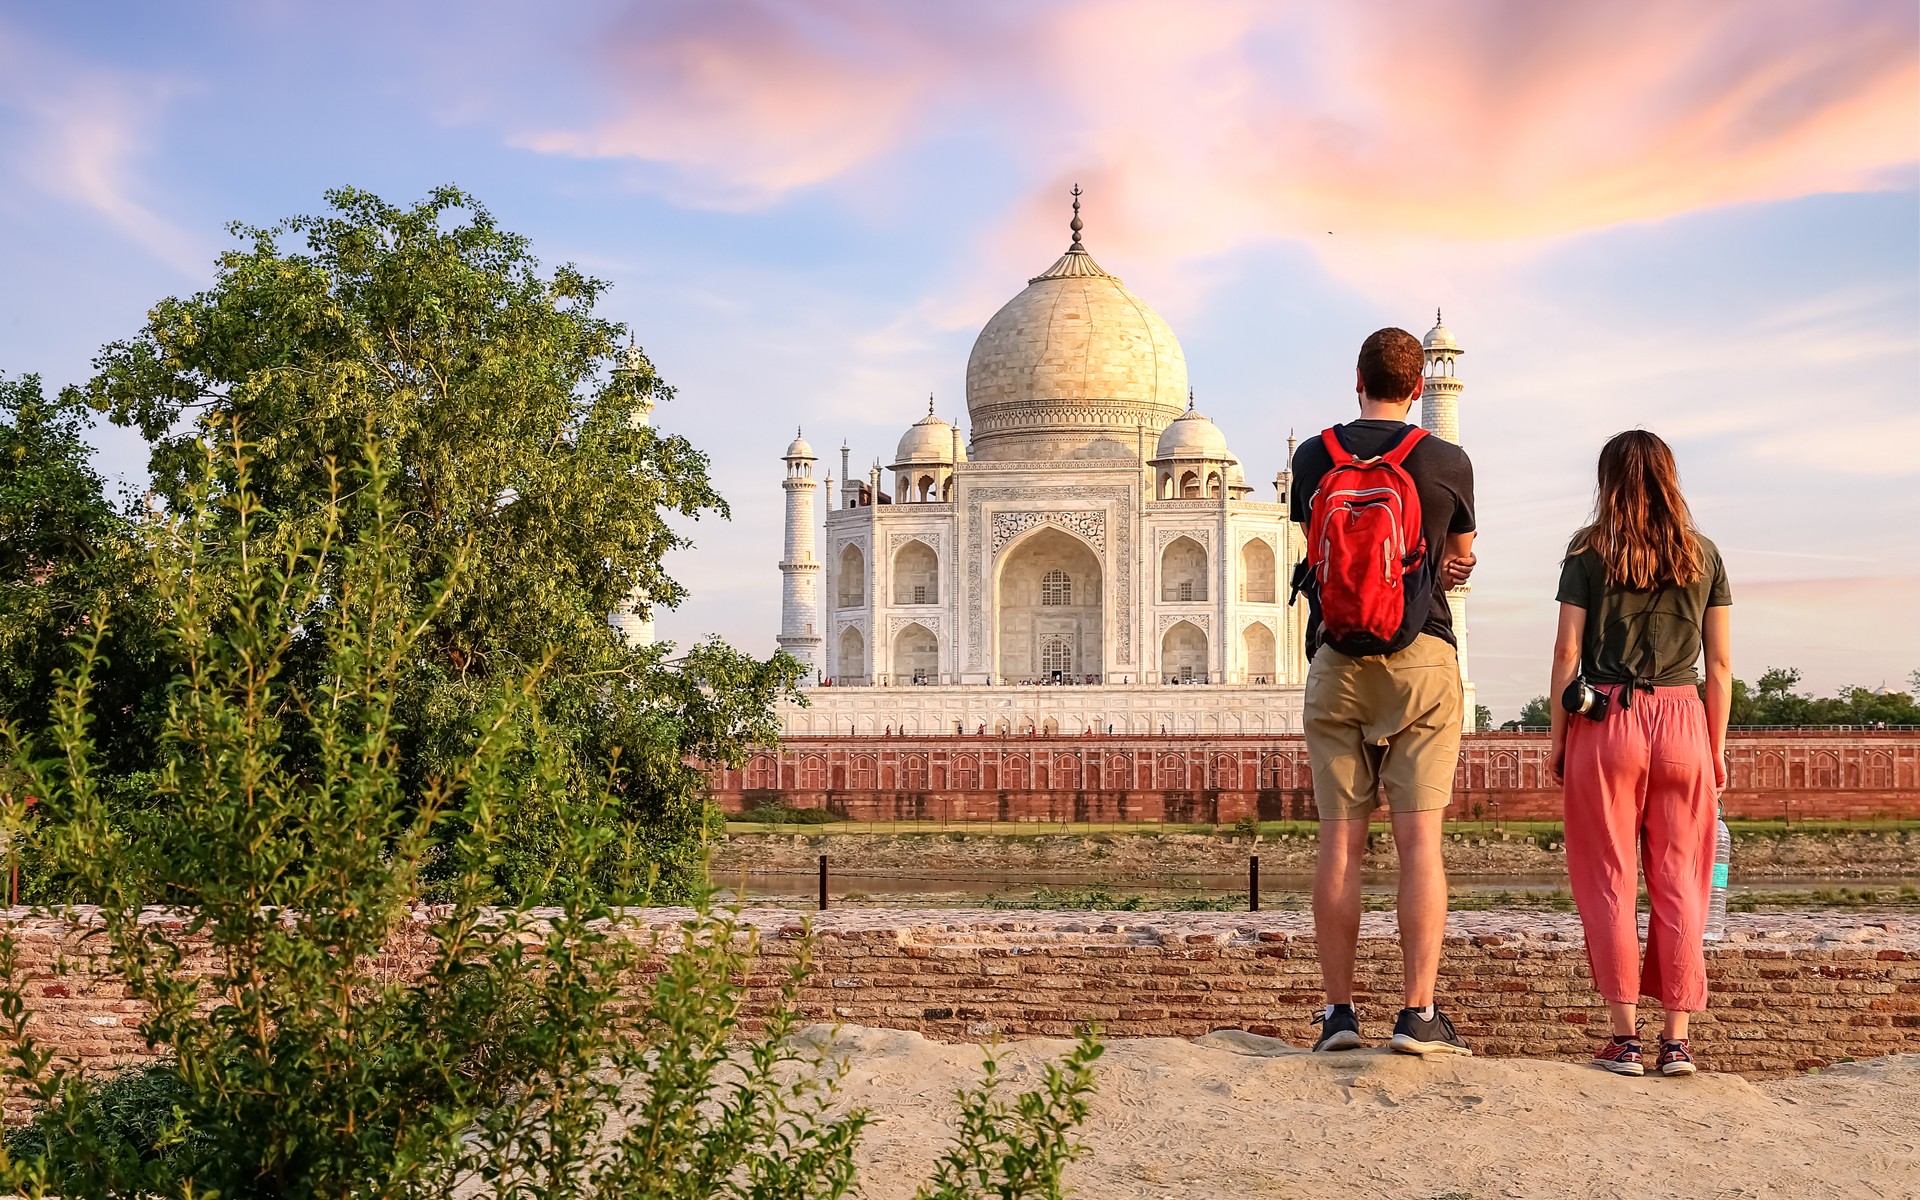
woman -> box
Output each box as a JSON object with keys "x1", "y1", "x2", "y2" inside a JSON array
[{"x1": 1550, "y1": 430, "x2": 1732, "y2": 1078}]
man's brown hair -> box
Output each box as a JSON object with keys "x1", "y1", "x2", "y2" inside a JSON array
[{"x1": 1356, "y1": 328, "x2": 1424, "y2": 402}]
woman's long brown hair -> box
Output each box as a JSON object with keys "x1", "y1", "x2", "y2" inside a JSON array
[{"x1": 1568, "y1": 430, "x2": 1703, "y2": 590}]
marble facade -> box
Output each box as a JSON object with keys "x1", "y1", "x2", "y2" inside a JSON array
[{"x1": 776, "y1": 192, "x2": 1473, "y2": 736}]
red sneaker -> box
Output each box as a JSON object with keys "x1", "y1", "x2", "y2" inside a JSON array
[
  {"x1": 1592, "y1": 1036, "x2": 1644, "y2": 1076},
  {"x1": 1658, "y1": 1039, "x2": 1697, "y2": 1076}
]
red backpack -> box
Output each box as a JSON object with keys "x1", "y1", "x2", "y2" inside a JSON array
[{"x1": 1297, "y1": 424, "x2": 1434, "y2": 657}]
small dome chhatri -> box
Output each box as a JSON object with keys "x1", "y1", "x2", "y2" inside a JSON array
[
  {"x1": 894, "y1": 396, "x2": 961, "y2": 465},
  {"x1": 784, "y1": 427, "x2": 815, "y2": 459},
  {"x1": 1423, "y1": 308, "x2": 1461, "y2": 353},
  {"x1": 1153, "y1": 395, "x2": 1232, "y2": 461}
]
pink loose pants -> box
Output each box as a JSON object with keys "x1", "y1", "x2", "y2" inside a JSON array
[{"x1": 1563, "y1": 685, "x2": 1718, "y2": 1012}]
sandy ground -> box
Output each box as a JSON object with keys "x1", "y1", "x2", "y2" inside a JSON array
[{"x1": 818, "y1": 1026, "x2": 1920, "y2": 1200}]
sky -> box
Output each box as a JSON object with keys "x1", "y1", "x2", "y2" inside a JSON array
[{"x1": 1, "y1": 0, "x2": 1916, "y2": 719}]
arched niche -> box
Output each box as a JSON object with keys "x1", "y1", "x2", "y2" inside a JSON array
[
  {"x1": 995, "y1": 527, "x2": 1103, "y2": 684},
  {"x1": 892, "y1": 622, "x2": 938, "y2": 684},
  {"x1": 1240, "y1": 538, "x2": 1276, "y2": 604},
  {"x1": 837, "y1": 544, "x2": 866, "y2": 607},
  {"x1": 1242, "y1": 621, "x2": 1277, "y2": 684},
  {"x1": 1161, "y1": 619, "x2": 1207, "y2": 683},
  {"x1": 836, "y1": 626, "x2": 866, "y2": 684},
  {"x1": 1160, "y1": 536, "x2": 1208, "y2": 602},
  {"x1": 1179, "y1": 470, "x2": 1200, "y2": 498},
  {"x1": 892, "y1": 539, "x2": 939, "y2": 604}
]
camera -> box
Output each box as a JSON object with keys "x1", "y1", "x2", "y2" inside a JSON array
[{"x1": 1562, "y1": 676, "x2": 1610, "y2": 722}]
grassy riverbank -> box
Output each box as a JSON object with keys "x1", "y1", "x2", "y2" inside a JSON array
[
  {"x1": 726, "y1": 814, "x2": 1920, "y2": 842},
  {"x1": 959, "y1": 882, "x2": 1920, "y2": 914}
]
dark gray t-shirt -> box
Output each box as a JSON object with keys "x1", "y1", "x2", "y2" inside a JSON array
[
  {"x1": 1555, "y1": 533, "x2": 1732, "y2": 686},
  {"x1": 1290, "y1": 420, "x2": 1476, "y2": 645}
]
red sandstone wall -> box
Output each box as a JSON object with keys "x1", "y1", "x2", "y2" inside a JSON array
[
  {"x1": 709, "y1": 731, "x2": 1920, "y2": 823},
  {"x1": 5, "y1": 910, "x2": 1915, "y2": 1086}
]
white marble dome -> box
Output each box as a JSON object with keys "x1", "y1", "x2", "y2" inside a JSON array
[
  {"x1": 964, "y1": 224, "x2": 1188, "y2": 462},
  {"x1": 1423, "y1": 314, "x2": 1459, "y2": 353},
  {"x1": 1153, "y1": 405, "x2": 1231, "y2": 461},
  {"x1": 784, "y1": 429, "x2": 815, "y2": 459},
  {"x1": 894, "y1": 405, "x2": 960, "y2": 465}
]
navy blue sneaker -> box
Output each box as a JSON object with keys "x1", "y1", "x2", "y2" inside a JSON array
[
  {"x1": 1311, "y1": 1004, "x2": 1363, "y2": 1052},
  {"x1": 1388, "y1": 1005, "x2": 1472, "y2": 1057}
]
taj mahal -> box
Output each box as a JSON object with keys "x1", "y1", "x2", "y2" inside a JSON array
[{"x1": 770, "y1": 191, "x2": 1472, "y2": 736}]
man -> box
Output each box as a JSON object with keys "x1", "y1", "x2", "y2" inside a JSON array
[{"x1": 1290, "y1": 327, "x2": 1476, "y2": 1056}]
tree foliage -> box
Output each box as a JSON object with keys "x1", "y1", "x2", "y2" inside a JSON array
[
  {"x1": 0, "y1": 438, "x2": 1099, "y2": 1200},
  {"x1": 51, "y1": 186, "x2": 799, "y2": 899},
  {"x1": 0, "y1": 375, "x2": 168, "y2": 848},
  {"x1": 1502, "y1": 695, "x2": 1551, "y2": 731},
  {"x1": 1727, "y1": 667, "x2": 1919, "y2": 727}
]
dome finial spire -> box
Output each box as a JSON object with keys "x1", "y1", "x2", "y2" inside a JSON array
[
  {"x1": 1069, "y1": 183, "x2": 1084, "y2": 250},
  {"x1": 928, "y1": 393, "x2": 935, "y2": 416},
  {"x1": 1187, "y1": 387, "x2": 1195, "y2": 412},
  {"x1": 1436, "y1": 306, "x2": 1443, "y2": 325}
]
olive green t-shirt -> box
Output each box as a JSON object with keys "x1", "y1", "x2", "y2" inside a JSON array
[{"x1": 1555, "y1": 534, "x2": 1732, "y2": 686}]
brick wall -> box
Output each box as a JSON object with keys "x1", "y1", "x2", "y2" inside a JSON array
[
  {"x1": 5, "y1": 909, "x2": 1915, "y2": 1089},
  {"x1": 709, "y1": 730, "x2": 1920, "y2": 823}
]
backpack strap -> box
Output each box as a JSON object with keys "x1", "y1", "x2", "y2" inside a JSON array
[
  {"x1": 1321, "y1": 424, "x2": 1429, "y2": 467},
  {"x1": 1378, "y1": 424, "x2": 1429, "y2": 466}
]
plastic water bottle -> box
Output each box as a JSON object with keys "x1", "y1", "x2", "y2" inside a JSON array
[{"x1": 1703, "y1": 814, "x2": 1732, "y2": 941}]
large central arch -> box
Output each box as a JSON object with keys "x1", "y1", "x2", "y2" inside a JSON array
[{"x1": 994, "y1": 527, "x2": 1104, "y2": 683}]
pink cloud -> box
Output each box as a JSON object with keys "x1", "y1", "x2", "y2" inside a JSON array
[
  {"x1": 515, "y1": 0, "x2": 1918, "y2": 248},
  {"x1": 0, "y1": 20, "x2": 207, "y2": 278}
]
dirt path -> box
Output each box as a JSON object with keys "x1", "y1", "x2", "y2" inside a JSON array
[{"x1": 825, "y1": 1027, "x2": 1919, "y2": 1200}]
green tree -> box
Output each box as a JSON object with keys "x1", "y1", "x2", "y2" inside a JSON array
[
  {"x1": 1723, "y1": 666, "x2": 1919, "y2": 727},
  {"x1": 1473, "y1": 703, "x2": 1492, "y2": 733},
  {"x1": 1501, "y1": 695, "x2": 1551, "y2": 730},
  {"x1": 0, "y1": 375, "x2": 168, "y2": 863},
  {"x1": 68, "y1": 186, "x2": 795, "y2": 900}
]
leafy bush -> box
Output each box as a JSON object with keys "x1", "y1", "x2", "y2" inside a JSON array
[
  {"x1": 0, "y1": 435, "x2": 1100, "y2": 1199},
  {"x1": 744, "y1": 803, "x2": 842, "y2": 826},
  {"x1": 916, "y1": 1032, "x2": 1103, "y2": 1200}
]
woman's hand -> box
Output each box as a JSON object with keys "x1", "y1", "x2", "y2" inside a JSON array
[
  {"x1": 1713, "y1": 747, "x2": 1728, "y2": 794},
  {"x1": 1550, "y1": 734, "x2": 1567, "y2": 784}
]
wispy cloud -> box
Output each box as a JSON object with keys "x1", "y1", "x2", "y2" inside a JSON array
[
  {"x1": 514, "y1": 0, "x2": 1918, "y2": 254},
  {"x1": 0, "y1": 20, "x2": 207, "y2": 278}
]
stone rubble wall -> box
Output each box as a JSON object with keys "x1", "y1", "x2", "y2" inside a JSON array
[{"x1": 4, "y1": 908, "x2": 1914, "y2": 1096}]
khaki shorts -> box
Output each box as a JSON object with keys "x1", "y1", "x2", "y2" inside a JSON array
[{"x1": 1304, "y1": 633, "x2": 1464, "y2": 820}]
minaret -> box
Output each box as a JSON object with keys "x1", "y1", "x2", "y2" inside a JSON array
[
  {"x1": 609, "y1": 336, "x2": 658, "y2": 647},
  {"x1": 778, "y1": 428, "x2": 824, "y2": 682},
  {"x1": 1421, "y1": 310, "x2": 1474, "y2": 727},
  {"x1": 1420, "y1": 309, "x2": 1462, "y2": 443}
]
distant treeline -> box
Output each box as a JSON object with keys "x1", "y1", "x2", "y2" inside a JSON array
[{"x1": 1504, "y1": 668, "x2": 1920, "y2": 730}]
